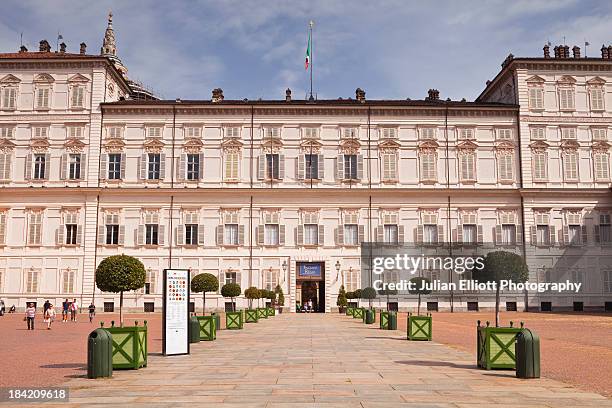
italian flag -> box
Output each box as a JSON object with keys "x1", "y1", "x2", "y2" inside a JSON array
[{"x1": 305, "y1": 31, "x2": 311, "y2": 70}]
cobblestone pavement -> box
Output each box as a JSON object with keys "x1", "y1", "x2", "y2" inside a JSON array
[{"x1": 7, "y1": 313, "x2": 612, "y2": 407}]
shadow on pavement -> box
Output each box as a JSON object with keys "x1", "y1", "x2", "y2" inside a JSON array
[
  {"x1": 40, "y1": 363, "x2": 86, "y2": 370},
  {"x1": 396, "y1": 360, "x2": 475, "y2": 369}
]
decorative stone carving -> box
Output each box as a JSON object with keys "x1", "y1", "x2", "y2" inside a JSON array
[
  {"x1": 339, "y1": 138, "x2": 361, "y2": 155},
  {"x1": 64, "y1": 139, "x2": 87, "y2": 154},
  {"x1": 30, "y1": 138, "x2": 50, "y2": 153},
  {"x1": 0, "y1": 139, "x2": 16, "y2": 153},
  {"x1": 529, "y1": 140, "x2": 550, "y2": 153},
  {"x1": 220, "y1": 138, "x2": 242, "y2": 154},
  {"x1": 103, "y1": 138, "x2": 125, "y2": 153},
  {"x1": 378, "y1": 139, "x2": 400, "y2": 154},
  {"x1": 261, "y1": 138, "x2": 283, "y2": 154},
  {"x1": 592, "y1": 140, "x2": 611, "y2": 153},
  {"x1": 300, "y1": 139, "x2": 322, "y2": 154},
  {"x1": 143, "y1": 138, "x2": 165, "y2": 153},
  {"x1": 418, "y1": 140, "x2": 439, "y2": 154}
]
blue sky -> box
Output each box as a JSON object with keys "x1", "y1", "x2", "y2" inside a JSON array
[{"x1": 1, "y1": 0, "x2": 611, "y2": 101}]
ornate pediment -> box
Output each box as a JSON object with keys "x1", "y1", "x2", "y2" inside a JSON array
[
  {"x1": 0, "y1": 138, "x2": 16, "y2": 153},
  {"x1": 587, "y1": 76, "x2": 606, "y2": 86},
  {"x1": 560, "y1": 140, "x2": 580, "y2": 152},
  {"x1": 185, "y1": 137, "x2": 206, "y2": 153},
  {"x1": 339, "y1": 138, "x2": 361, "y2": 154},
  {"x1": 300, "y1": 139, "x2": 323, "y2": 154},
  {"x1": 33, "y1": 73, "x2": 54, "y2": 83},
  {"x1": 556, "y1": 75, "x2": 576, "y2": 85},
  {"x1": 592, "y1": 140, "x2": 611, "y2": 153},
  {"x1": 418, "y1": 140, "x2": 439, "y2": 149},
  {"x1": 30, "y1": 138, "x2": 50, "y2": 153},
  {"x1": 526, "y1": 75, "x2": 545, "y2": 84},
  {"x1": 68, "y1": 73, "x2": 90, "y2": 83},
  {"x1": 0, "y1": 74, "x2": 20, "y2": 84},
  {"x1": 529, "y1": 140, "x2": 549, "y2": 153},
  {"x1": 495, "y1": 140, "x2": 515, "y2": 155},
  {"x1": 377, "y1": 139, "x2": 401, "y2": 153},
  {"x1": 457, "y1": 140, "x2": 478, "y2": 151},
  {"x1": 64, "y1": 139, "x2": 87, "y2": 153},
  {"x1": 103, "y1": 138, "x2": 126, "y2": 153},
  {"x1": 143, "y1": 138, "x2": 165, "y2": 153},
  {"x1": 261, "y1": 138, "x2": 283, "y2": 154}
]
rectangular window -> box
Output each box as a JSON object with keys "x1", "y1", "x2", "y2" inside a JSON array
[
  {"x1": 0, "y1": 212, "x2": 6, "y2": 245},
  {"x1": 590, "y1": 88, "x2": 605, "y2": 111},
  {"x1": 303, "y1": 224, "x2": 318, "y2": 245},
  {"x1": 105, "y1": 214, "x2": 120, "y2": 245},
  {"x1": 264, "y1": 127, "x2": 280, "y2": 139},
  {"x1": 33, "y1": 154, "x2": 46, "y2": 179},
  {"x1": 533, "y1": 152, "x2": 547, "y2": 181},
  {"x1": 595, "y1": 153, "x2": 610, "y2": 180},
  {"x1": 305, "y1": 154, "x2": 318, "y2": 179},
  {"x1": 423, "y1": 224, "x2": 438, "y2": 244},
  {"x1": 69, "y1": 154, "x2": 81, "y2": 180},
  {"x1": 147, "y1": 153, "x2": 160, "y2": 180},
  {"x1": 28, "y1": 212, "x2": 42, "y2": 246},
  {"x1": 33, "y1": 127, "x2": 48, "y2": 139},
  {"x1": 147, "y1": 127, "x2": 162, "y2": 138},
  {"x1": 592, "y1": 128, "x2": 607, "y2": 141},
  {"x1": 107, "y1": 126, "x2": 123, "y2": 139},
  {"x1": 384, "y1": 224, "x2": 398, "y2": 244},
  {"x1": 342, "y1": 128, "x2": 357, "y2": 139},
  {"x1": 529, "y1": 88, "x2": 544, "y2": 110},
  {"x1": 1, "y1": 87, "x2": 17, "y2": 109},
  {"x1": 382, "y1": 153, "x2": 397, "y2": 181},
  {"x1": 344, "y1": 224, "x2": 358, "y2": 245},
  {"x1": 501, "y1": 224, "x2": 516, "y2": 245},
  {"x1": 65, "y1": 224, "x2": 78, "y2": 245},
  {"x1": 62, "y1": 270, "x2": 75, "y2": 293},
  {"x1": 36, "y1": 88, "x2": 50, "y2": 109},
  {"x1": 458, "y1": 128, "x2": 474, "y2": 140},
  {"x1": 185, "y1": 224, "x2": 198, "y2": 245},
  {"x1": 70, "y1": 86, "x2": 84, "y2": 108},
  {"x1": 561, "y1": 128, "x2": 577, "y2": 140},
  {"x1": 536, "y1": 225, "x2": 550, "y2": 245},
  {"x1": 303, "y1": 128, "x2": 318, "y2": 139},
  {"x1": 559, "y1": 88, "x2": 575, "y2": 110},
  {"x1": 186, "y1": 154, "x2": 200, "y2": 180},
  {"x1": 344, "y1": 269, "x2": 360, "y2": 292},
  {"x1": 185, "y1": 127, "x2": 201, "y2": 138},
  {"x1": 530, "y1": 127, "x2": 545, "y2": 140},
  {"x1": 498, "y1": 154, "x2": 514, "y2": 181},
  {"x1": 462, "y1": 224, "x2": 477, "y2": 244},
  {"x1": 420, "y1": 153, "x2": 436, "y2": 181},
  {"x1": 145, "y1": 270, "x2": 156, "y2": 294},
  {"x1": 344, "y1": 154, "x2": 358, "y2": 179},
  {"x1": 419, "y1": 127, "x2": 436, "y2": 140},
  {"x1": 0, "y1": 153, "x2": 9, "y2": 180},
  {"x1": 564, "y1": 152, "x2": 578, "y2": 181},
  {"x1": 600, "y1": 214, "x2": 611, "y2": 244},
  {"x1": 264, "y1": 224, "x2": 279, "y2": 245},
  {"x1": 266, "y1": 154, "x2": 280, "y2": 179},
  {"x1": 459, "y1": 153, "x2": 475, "y2": 181},
  {"x1": 225, "y1": 127, "x2": 240, "y2": 138},
  {"x1": 108, "y1": 154, "x2": 121, "y2": 180},
  {"x1": 224, "y1": 224, "x2": 239, "y2": 245},
  {"x1": 568, "y1": 225, "x2": 581, "y2": 245},
  {"x1": 225, "y1": 271, "x2": 237, "y2": 285},
  {"x1": 67, "y1": 126, "x2": 84, "y2": 139},
  {"x1": 25, "y1": 269, "x2": 40, "y2": 293},
  {"x1": 381, "y1": 128, "x2": 397, "y2": 139},
  {"x1": 497, "y1": 129, "x2": 513, "y2": 140},
  {"x1": 0, "y1": 126, "x2": 15, "y2": 139},
  {"x1": 145, "y1": 224, "x2": 159, "y2": 245},
  {"x1": 224, "y1": 152, "x2": 239, "y2": 181},
  {"x1": 604, "y1": 269, "x2": 612, "y2": 293},
  {"x1": 264, "y1": 270, "x2": 278, "y2": 291}
]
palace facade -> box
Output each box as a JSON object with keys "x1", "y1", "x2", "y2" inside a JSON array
[{"x1": 1, "y1": 15, "x2": 611, "y2": 312}]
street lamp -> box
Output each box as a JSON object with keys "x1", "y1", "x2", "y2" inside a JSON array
[
  {"x1": 335, "y1": 260, "x2": 341, "y2": 283},
  {"x1": 281, "y1": 260, "x2": 287, "y2": 284}
]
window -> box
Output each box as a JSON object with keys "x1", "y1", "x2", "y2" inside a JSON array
[
  {"x1": 0, "y1": 126, "x2": 15, "y2": 139},
  {"x1": 420, "y1": 152, "x2": 437, "y2": 181},
  {"x1": 590, "y1": 88, "x2": 605, "y2": 111},
  {"x1": 185, "y1": 127, "x2": 201, "y2": 138},
  {"x1": 462, "y1": 224, "x2": 476, "y2": 244},
  {"x1": 266, "y1": 154, "x2": 280, "y2": 179},
  {"x1": 145, "y1": 270, "x2": 156, "y2": 294},
  {"x1": 604, "y1": 269, "x2": 612, "y2": 293},
  {"x1": 62, "y1": 269, "x2": 75, "y2": 293},
  {"x1": 497, "y1": 129, "x2": 513, "y2": 140},
  {"x1": 423, "y1": 225, "x2": 438, "y2": 244},
  {"x1": 147, "y1": 153, "x2": 161, "y2": 180},
  {"x1": 305, "y1": 154, "x2": 319, "y2": 179},
  {"x1": 225, "y1": 224, "x2": 239, "y2": 245},
  {"x1": 559, "y1": 88, "x2": 575, "y2": 110},
  {"x1": 344, "y1": 268, "x2": 360, "y2": 292},
  {"x1": 68, "y1": 154, "x2": 81, "y2": 180},
  {"x1": 264, "y1": 269, "x2": 278, "y2": 291},
  {"x1": 1, "y1": 86, "x2": 17, "y2": 109},
  {"x1": 225, "y1": 271, "x2": 237, "y2": 285},
  {"x1": 458, "y1": 128, "x2": 474, "y2": 140},
  {"x1": 303, "y1": 127, "x2": 318, "y2": 139},
  {"x1": 225, "y1": 127, "x2": 240, "y2": 138},
  {"x1": 224, "y1": 152, "x2": 239, "y2": 181},
  {"x1": 528, "y1": 87, "x2": 544, "y2": 110},
  {"x1": 530, "y1": 127, "x2": 545, "y2": 140},
  {"x1": 67, "y1": 126, "x2": 84, "y2": 139},
  {"x1": 145, "y1": 224, "x2": 159, "y2": 245},
  {"x1": 381, "y1": 128, "x2": 397, "y2": 139},
  {"x1": 108, "y1": 154, "x2": 121, "y2": 180},
  {"x1": 341, "y1": 127, "x2": 357, "y2": 139},
  {"x1": 563, "y1": 151, "x2": 578, "y2": 181},
  {"x1": 27, "y1": 212, "x2": 42, "y2": 246},
  {"x1": 0, "y1": 152, "x2": 11, "y2": 180},
  {"x1": 459, "y1": 153, "x2": 475, "y2": 181},
  {"x1": 33, "y1": 154, "x2": 46, "y2": 179},
  {"x1": 384, "y1": 224, "x2": 398, "y2": 244},
  {"x1": 419, "y1": 127, "x2": 436, "y2": 140},
  {"x1": 501, "y1": 224, "x2": 516, "y2": 245},
  {"x1": 107, "y1": 126, "x2": 123, "y2": 139},
  {"x1": 35, "y1": 87, "x2": 50, "y2": 109},
  {"x1": 498, "y1": 154, "x2": 514, "y2": 181},
  {"x1": 535, "y1": 213, "x2": 551, "y2": 246},
  {"x1": 147, "y1": 127, "x2": 162, "y2": 138},
  {"x1": 600, "y1": 214, "x2": 611, "y2": 244},
  {"x1": 264, "y1": 127, "x2": 280, "y2": 139},
  {"x1": 592, "y1": 128, "x2": 607, "y2": 141},
  {"x1": 105, "y1": 214, "x2": 120, "y2": 245},
  {"x1": 264, "y1": 224, "x2": 279, "y2": 245},
  {"x1": 561, "y1": 128, "x2": 577, "y2": 140},
  {"x1": 65, "y1": 224, "x2": 78, "y2": 245},
  {"x1": 0, "y1": 212, "x2": 6, "y2": 245},
  {"x1": 25, "y1": 269, "x2": 40, "y2": 293},
  {"x1": 567, "y1": 213, "x2": 582, "y2": 245},
  {"x1": 381, "y1": 153, "x2": 397, "y2": 181},
  {"x1": 344, "y1": 154, "x2": 358, "y2": 179},
  {"x1": 186, "y1": 154, "x2": 200, "y2": 180},
  {"x1": 595, "y1": 153, "x2": 610, "y2": 181},
  {"x1": 70, "y1": 86, "x2": 85, "y2": 108},
  {"x1": 304, "y1": 224, "x2": 319, "y2": 245},
  {"x1": 33, "y1": 127, "x2": 48, "y2": 139},
  {"x1": 185, "y1": 224, "x2": 198, "y2": 245},
  {"x1": 533, "y1": 152, "x2": 547, "y2": 181},
  {"x1": 344, "y1": 224, "x2": 358, "y2": 245}
]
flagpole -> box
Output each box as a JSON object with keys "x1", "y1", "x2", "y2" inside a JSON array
[{"x1": 309, "y1": 20, "x2": 314, "y2": 100}]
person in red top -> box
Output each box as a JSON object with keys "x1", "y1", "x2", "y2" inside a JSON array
[{"x1": 25, "y1": 303, "x2": 36, "y2": 330}]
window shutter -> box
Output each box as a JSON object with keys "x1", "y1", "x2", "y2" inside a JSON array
[
  {"x1": 456, "y1": 225, "x2": 463, "y2": 244},
  {"x1": 562, "y1": 226, "x2": 570, "y2": 246},
  {"x1": 477, "y1": 225, "x2": 483, "y2": 244},
  {"x1": 318, "y1": 225, "x2": 324, "y2": 246},
  {"x1": 594, "y1": 225, "x2": 600, "y2": 243},
  {"x1": 549, "y1": 226, "x2": 555, "y2": 246},
  {"x1": 216, "y1": 225, "x2": 223, "y2": 245},
  {"x1": 198, "y1": 153, "x2": 205, "y2": 180},
  {"x1": 56, "y1": 226, "x2": 64, "y2": 245},
  {"x1": 1, "y1": 88, "x2": 8, "y2": 108},
  {"x1": 159, "y1": 153, "x2": 166, "y2": 179},
  {"x1": 296, "y1": 225, "x2": 304, "y2": 246},
  {"x1": 358, "y1": 225, "x2": 365, "y2": 244},
  {"x1": 376, "y1": 226, "x2": 384, "y2": 242},
  {"x1": 581, "y1": 225, "x2": 588, "y2": 245},
  {"x1": 139, "y1": 153, "x2": 147, "y2": 180},
  {"x1": 336, "y1": 155, "x2": 344, "y2": 180},
  {"x1": 43, "y1": 154, "x2": 50, "y2": 180},
  {"x1": 494, "y1": 225, "x2": 502, "y2": 244},
  {"x1": 279, "y1": 225, "x2": 285, "y2": 246},
  {"x1": 257, "y1": 155, "x2": 265, "y2": 180},
  {"x1": 357, "y1": 155, "x2": 364, "y2": 179},
  {"x1": 317, "y1": 154, "x2": 324, "y2": 179},
  {"x1": 99, "y1": 154, "x2": 107, "y2": 180},
  {"x1": 118, "y1": 225, "x2": 125, "y2": 245},
  {"x1": 59, "y1": 153, "x2": 67, "y2": 180},
  {"x1": 516, "y1": 224, "x2": 523, "y2": 245},
  {"x1": 198, "y1": 224, "x2": 206, "y2": 245},
  {"x1": 278, "y1": 154, "x2": 285, "y2": 179},
  {"x1": 297, "y1": 154, "x2": 305, "y2": 180},
  {"x1": 437, "y1": 225, "x2": 444, "y2": 245},
  {"x1": 76, "y1": 225, "x2": 83, "y2": 246},
  {"x1": 0, "y1": 153, "x2": 10, "y2": 180},
  {"x1": 158, "y1": 225, "x2": 165, "y2": 246},
  {"x1": 137, "y1": 225, "x2": 145, "y2": 246},
  {"x1": 415, "y1": 225, "x2": 423, "y2": 244},
  {"x1": 238, "y1": 225, "x2": 245, "y2": 245},
  {"x1": 177, "y1": 154, "x2": 185, "y2": 181},
  {"x1": 530, "y1": 226, "x2": 537, "y2": 245},
  {"x1": 120, "y1": 153, "x2": 126, "y2": 179},
  {"x1": 97, "y1": 225, "x2": 105, "y2": 244},
  {"x1": 257, "y1": 225, "x2": 264, "y2": 245},
  {"x1": 398, "y1": 225, "x2": 405, "y2": 243},
  {"x1": 79, "y1": 154, "x2": 86, "y2": 179}
]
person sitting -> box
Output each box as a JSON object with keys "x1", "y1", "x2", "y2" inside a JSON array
[{"x1": 9, "y1": 305, "x2": 16, "y2": 313}]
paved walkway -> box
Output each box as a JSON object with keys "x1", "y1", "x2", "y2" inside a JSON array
[{"x1": 14, "y1": 313, "x2": 612, "y2": 407}]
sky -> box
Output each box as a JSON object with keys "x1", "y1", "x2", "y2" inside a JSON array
[{"x1": 1, "y1": 0, "x2": 611, "y2": 101}]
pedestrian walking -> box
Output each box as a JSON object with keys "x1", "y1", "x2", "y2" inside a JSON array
[
  {"x1": 25, "y1": 303, "x2": 36, "y2": 330},
  {"x1": 43, "y1": 299, "x2": 51, "y2": 316},
  {"x1": 71, "y1": 299, "x2": 78, "y2": 322},
  {"x1": 62, "y1": 299, "x2": 69, "y2": 322},
  {"x1": 0, "y1": 299, "x2": 5, "y2": 316},
  {"x1": 44, "y1": 304, "x2": 56, "y2": 330},
  {"x1": 88, "y1": 302, "x2": 96, "y2": 323}
]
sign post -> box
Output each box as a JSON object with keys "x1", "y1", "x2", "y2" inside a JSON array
[{"x1": 162, "y1": 269, "x2": 190, "y2": 356}]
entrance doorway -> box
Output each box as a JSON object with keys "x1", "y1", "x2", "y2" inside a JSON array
[{"x1": 296, "y1": 262, "x2": 325, "y2": 312}]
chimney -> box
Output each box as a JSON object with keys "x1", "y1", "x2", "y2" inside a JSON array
[
  {"x1": 211, "y1": 88, "x2": 224, "y2": 102},
  {"x1": 79, "y1": 42, "x2": 87, "y2": 55},
  {"x1": 601, "y1": 45, "x2": 608, "y2": 59},
  {"x1": 608, "y1": 45, "x2": 612, "y2": 59},
  {"x1": 543, "y1": 44, "x2": 550, "y2": 58},
  {"x1": 426, "y1": 89, "x2": 440, "y2": 101},
  {"x1": 19, "y1": 45, "x2": 28, "y2": 53},
  {"x1": 572, "y1": 46, "x2": 580, "y2": 58},
  {"x1": 59, "y1": 42, "x2": 67, "y2": 54},
  {"x1": 553, "y1": 46, "x2": 559, "y2": 58},
  {"x1": 39, "y1": 40, "x2": 51, "y2": 52},
  {"x1": 285, "y1": 88, "x2": 291, "y2": 102},
  {"x1": 355, "y1": 88, "x2": 366, "y2": 102},
  {"x1": 564, "y1": 45, "x2": 570, "y2": 58}
]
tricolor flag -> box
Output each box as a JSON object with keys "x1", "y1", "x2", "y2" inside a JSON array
[{"x1": 305, "y1": 31, "x2": 311, "y2": 70}]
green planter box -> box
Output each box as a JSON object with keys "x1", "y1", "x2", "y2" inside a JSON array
[
  {"x1": 346, "y1": 307, "x2": 354, "y2": 316},
  {"x1": 388, "y1": 312, "x2": 397, "y2": 330},
  {"x1": 380, "y1": 311, "x2": 390, "y2": 329},
  {"x1": 226, "y1": 311, "x2": 243, "y2": 330},
  {"x1": 407, "y1": 314, "x2": 432, "y2": 341},
  {"x1": 196, "y1": 315, "x2": 216, "y2": 341},
  {"x1": 353, "y1": 308, "x2": 364, "y2": 320},
  {"x1": 257, "y1": 308, "x2": 268, "y2": 319},
  {"x1": 266, "y1": 307, "x2": 275, "y2": 317},
  {"x1": 245, "y1": 309, "x2": 259, "y2": 323},
  {"x1": 104, "y1": 321, "x2": 147, "y2": 370},
  {"x1": 477, "y1": 321, "x2": 522, "y2": 370}
]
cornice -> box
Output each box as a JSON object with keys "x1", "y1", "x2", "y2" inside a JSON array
[{"x1": 521, "y1": 115, "x2": 612, "y2": 124}]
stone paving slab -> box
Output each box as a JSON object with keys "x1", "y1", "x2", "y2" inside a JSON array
[{"x1": 6, "y1": 313, "x2": 611, "y2": 407}]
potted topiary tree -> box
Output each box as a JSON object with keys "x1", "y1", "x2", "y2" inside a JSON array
[
  {"x1": 361, "y1": 287, "x2": 377, "y2": 324},
  {"x1": 345, "y1": 291, "x2": 355, "y2": 315},
  {"x1": 221, "y1": 283, "x2": 243, "y2": 329},
  {"x1": 257, "y1": 289, "x2": 268, "y2": 319},
  {"x1": 96, "y1": 254, "x2": 145, "y2": 327},
  {"x1": 275, "y1": 285, "x2": 285, "y2": 314},
  {"x1": 407, "y1": 276, "x2": 433, "y2": 340},
  {"x1": 244, "y1": 286, "x2": 260, "y2": 323},
  {"x1": 336, "y1": 285, "x2": 347, "y2": 314},
  {"x1": 190, "y1": 273, "x2": 219, "y2": 315},
  {"x1": 266, "y1": 289, "x2": 276, "y2": 316},
  {"x1": 472, "y1": 250, "x2": 529, "y2": 369}
]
